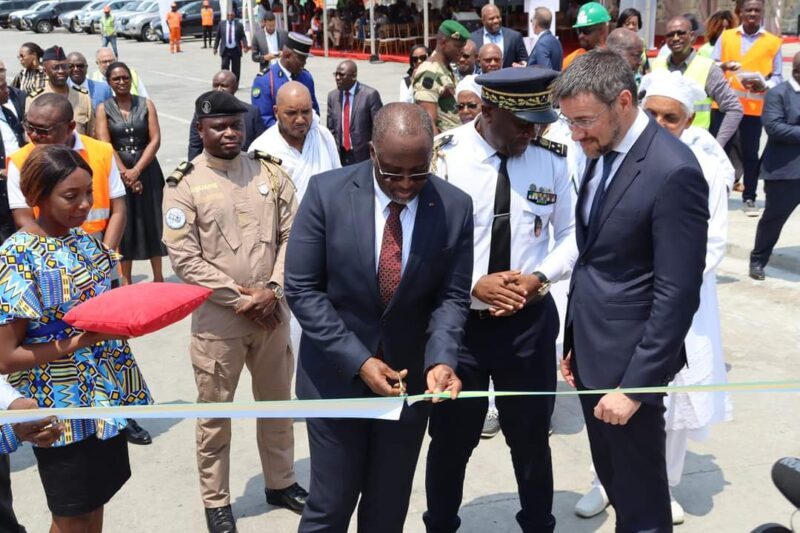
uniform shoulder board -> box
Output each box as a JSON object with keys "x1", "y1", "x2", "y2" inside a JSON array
[
  {"x1": 433, "y1": 133, "x2": 454, "y2": 152},
  {"x1": 532, "y1": 136, "x2": 567, "y2": 157},
  {"x1": 27, "y1": 87, "x2": 44, "y2": 99},
  {"x1": 251, "y1": 150, "x2": 283, "y2": 166},
  {"x1": 166, "y1": 161, "x2": 194, "y2": 186},
  {"x1": 71, "y1": 85, "x2": 88, "y2": 94}
]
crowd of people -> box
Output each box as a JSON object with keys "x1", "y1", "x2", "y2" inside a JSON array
[{"x1": 0, "y1": 0, "x2": 796, "y2": 532}]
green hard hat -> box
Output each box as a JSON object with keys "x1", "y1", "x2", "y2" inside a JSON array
[{"x1": 573, "y1": 2, "x2": 611, "y2": 28}]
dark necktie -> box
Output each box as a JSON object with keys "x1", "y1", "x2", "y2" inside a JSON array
[
  {"x1": 488, "y1": 153, "x2": 511, "y2": 273},
  {"x1": 342, "y1": 92, "x2": 352, "y2": 151},
  {"x1": 378, "y1": 202, "x2": 404, "y2": 306},
  {"x1": 227, "y1": 21, "x2": 233, "y2": 47},
  {"x1": 587, "y1": 151, "x2": 619, "y2": 232}
]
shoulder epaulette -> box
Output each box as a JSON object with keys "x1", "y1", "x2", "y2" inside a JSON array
[
  {"x1": 27, "y1": 87, "x2": 44, "y2": 99},
  {"x1": 433, "y1": 133, "x2": 454, "y2": 152},
  {"x1": 532, "y1": 136, "x2": 567, "y2": 157},
  {"x1": 431, "y1": 134, "x2": 455, "y2": 180},
  {"x1": 166, "y1": 160, "x2": 194, "y2": 186},
  {"x1": 71, "y1": 85, "x2": 88, "y2": 94},
  {"x1": 250, "y1": 150, "x2": 283, "y2": 166}
]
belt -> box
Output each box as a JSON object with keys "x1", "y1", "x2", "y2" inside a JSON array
[{"x1": 469, "y1": 309, "x2": 497, "y2": 320}]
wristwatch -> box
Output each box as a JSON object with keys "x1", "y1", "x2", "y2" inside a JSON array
[
  {"x1": 267, "y1": 282, "x2": 284, "y2": 300},
  {"x1": 532, "y1": 271, "x2": 551, "y2": 300}
]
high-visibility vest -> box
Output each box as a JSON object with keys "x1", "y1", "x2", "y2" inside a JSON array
[
  {"x1": 651, "y1": 54, "x2": 714, "y2": 129},
  {"x1": 718, "y1": 28, "x2": 782, "y2": 116},
  {"x1": 8, "y1": 135, "x2": 114, "y2": 234},
  {"x1": 101, "y1": 14, "x2": 115, "y2": 36},
  {"x1": 563, "y1": 48, "x2": 587, "y2": 70},
  {"x1": 201, "y1": 7, "x2": 213, "y2": 27}
]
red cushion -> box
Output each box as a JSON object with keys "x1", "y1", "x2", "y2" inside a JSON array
[{"x1": 63, "y1": 282, "x2": 212, "y2": 337}]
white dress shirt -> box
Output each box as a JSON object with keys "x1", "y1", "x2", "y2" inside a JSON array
[
  {"x1": 7, "y1": 132, "x2": 126, "y2": 209},
  {"x1": 2, "y1": 102, "x2": 18, "y2": 119},
  {"x1": 265, "y1": 29, "x2": 279, "y2": 65},
  {"x1": 0, "y1": 376, "x2": 21, "y2": 411},
  {"x1": 581, "y1": 108, "x2": 650, "y2": 225},
  {"x1": 433, "y1": 120, "x2": 577, "y2": 309},
  {"x1": 484, "y1": 28, "x2": 504, "y2": 54},
  {"x1": 373, "y1": 172, "x2": 417, "y2": 274},
  {"x1": 341, "y1": 82, "x2": 357, "y2": 126},
  {"x1": 0, "y1": 111, "x2": 20, "y2": 158}
]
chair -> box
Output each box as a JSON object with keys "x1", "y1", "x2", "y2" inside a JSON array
[
  {"x1": 397, "y1": 22, "x2": 419, "y2": 54},
  {"x1": 377, "y1": 24, "x2": 399, "y2": 56}
]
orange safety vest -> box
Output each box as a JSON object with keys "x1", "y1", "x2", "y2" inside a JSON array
[
  {"x1": 563, "y1": 48, "x2": 587, "y2": 70},
  {"x1": 718, "y1": 28, "x2": 782, "y2": 116},
  {"x1": 8, "y1": 135, "x2": 114, "y2": 234},
  {"x1": 201, "y1": 7, "x2": 213, "y2": 27},
  {"x1": 166, "y1": 11, "x2": 182, "y2": 30}
]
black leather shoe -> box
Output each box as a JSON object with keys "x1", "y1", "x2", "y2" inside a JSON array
[
  {"x1": 124, "y1": 419, "x2": 152, "y2": 445},
  {"x1": 205, "y1": 505, "x2": 236, "y2": 533},
  {"x1": 266, "y1": 482, "x2": 308, "y2": 514},
  {"x1": 749, "y1": 263, "x2": 765, "y2": 281}
]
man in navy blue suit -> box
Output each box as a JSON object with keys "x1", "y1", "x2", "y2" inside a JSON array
[
  {"x1": 285, "y1": 102, "x2": 474, "y2": 533},
  {"x1": 555, "y1": 50, "x2": 708, "y2": 533},
  {"x1": 528, "y1": 7, "x2": 563, "y2": 71},
  {"x1": 251, "y1": 32, "x2": 319, "y2": 129},
  {"x1": 470, "y1": 4, "x2": 528, "y2": 69}
]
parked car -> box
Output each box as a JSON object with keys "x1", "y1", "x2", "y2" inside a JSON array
[
  {"x1": 21, "y1": 0, "x2": 88, "y2": 32},
  {"x1": 153, "y1": 0, "x2": 220, "y2": 42},
  {"x1": 8, "y1": 0, "x2": 55, "y2": 29},
  {"x1": 58, "y1": 0, "x2": 101, "y2": 32},
  {"x1": 112, "y1": 0, "x2": 152, "y2": 36},
  {"x1": 120, "y1": 0, "x2": 189, "y2": 41},
  {"x1": 78, "y1": 0, "x2": 124, "y2": 33},
  {"x1": 0, "y1": 0, "x2": 38, "y2": 28}
]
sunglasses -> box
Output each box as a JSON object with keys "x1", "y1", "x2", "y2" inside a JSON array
[
  {"x1": 22, "y1": 119, "x2": 68, "y2": 136},
  {"x1": 372, "y1": 145, "x2": 429, "y2": 182},
  {"x1": 69, "y1": 63, "x2": 88, "y2": 70},
  {"x1": 456, "y1": 102, "x2": 479, "y2": 110},
  {"x1": 665, "y1": 30, "x2": 690, "y2": 38},
  {"x1": 412, "y1": 54, "x2": 428, "y2": 63},
  {"x1": 577, "y1": 26, "x2": 600, "y2": 35}
]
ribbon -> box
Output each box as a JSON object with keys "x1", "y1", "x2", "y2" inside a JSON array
[{"x1": 2, "y1": 380, "x2": 798, "y2": 424}]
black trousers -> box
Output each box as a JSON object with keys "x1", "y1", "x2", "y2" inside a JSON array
[
  {"x1": 711, "y1": 110, "x2": 763, "y2": 201},
  {"x1": 220, "y1": 52, "x2": 242, "y2": 82},
  {"x1": 751, "y1": 179, "x2": 800, "y2": 267},
  {"x1": 424, "y1": 296, "x2": 559, "y2": 533},
  {"x1": 573, "y1": 357, "x2": 672, "y2": 533},
  {"x1": 0, "y1": 455, "x2": 25, "y2": 532},
  {"x1": 202, "y1": 26, "x2": 213, "y2": 47},
  {"x1": 298, "y1": 402, "x2": 429, "y2": 533}
]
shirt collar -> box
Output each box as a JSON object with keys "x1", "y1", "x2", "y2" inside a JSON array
[
  {"x1": 466, "y1": 118, "x2": 502, "y2": 163},
  {"x1": 484, "y1": 27, "x2": 501, "y2": 38},
  {"x1": 343, "y1": 82, "x2": 358, "y2": 97},
  {"x1": 203, "y1": 150, "x2": 242, "y2": 172},
  {"x1": 71, "y1": 131, "x2": 85, "y2": 152},
  {"x1": 670, "y1": 49, "x2": 695, "y2": 68},
  {"x1": 736, "y1": 24, "x2": 765, "y2": 36},
  {"x1": 789, "y1": 77, "x2": 800, "y2": 93},
  {"x1": 372, "y1": 168, "x2": 420, "y2": 216},
  {"x1": 68, "y1": 79, "x2": 89, "y2": 91},
  {"x1": 278, "y1": 60, "x2": 293, "y2": 80},
  {"x1": 613, "y1": 108, "x2": 650, "y2": 156}
]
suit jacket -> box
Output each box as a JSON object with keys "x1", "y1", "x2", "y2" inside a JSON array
[
  {"x1": 251, "y1": 62, "x2": 320, "y2": 129},
  {"x1": 213, "y1": 19, "x2": 248, "y2": 56},
  {"x1": 564, "y1": 119, "x2": 709, "y2": 405},
  {"x1": 251, "y1": 27, "x2": 288, "y2": 71},
  {"x1": 187, "y1": 101, "x2": 265, "y2": 160},
  {"x1": 7, "y1": 88, "x2": 25, "y2": 121},
  {"x1": 527, "y1": 30, "x2": 563, "y2": 71},
  {"x1": 326, "y1": 83, "x2": 383, "y2": 163},
  {"x1": 86, "y1": 79, "x2": 114, "y2": 110},
  {"x1": 760, "y1": 80, "x2": 800, "y2": 181},
  {"x1": 470, "y1": 26, "x2": 528, "y2": 68},
  {"x1": 285, "y1": 161, "x2": 474, "y2": 400}
]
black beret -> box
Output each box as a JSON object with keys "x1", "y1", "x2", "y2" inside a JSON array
[
  {"x1": 42, "y1": 46, "x2": 67, "y2": 62},
  {"x1": 195, "y1": 90, "x2": 249, "y2": 118}
]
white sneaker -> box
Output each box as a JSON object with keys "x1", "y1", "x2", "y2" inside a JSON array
[
  {"x1": 575, "y1": 485, "x2": 609, "y2": 518},
  {"x1": 481, "y1": 408, "x2": 500, "y2": 438},
  {"x1": 671, "y1": 498, "x2": 685, "y2": 525}
]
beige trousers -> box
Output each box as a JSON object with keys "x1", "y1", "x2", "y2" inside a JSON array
[{"x1": 191, "y1": 323, "x2": 295, "y2": 508}]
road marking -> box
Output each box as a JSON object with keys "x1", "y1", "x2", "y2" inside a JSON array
[{"x1": 159, "y1": 112, "x2": 191, "y2": 124}]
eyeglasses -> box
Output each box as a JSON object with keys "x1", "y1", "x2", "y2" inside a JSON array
[
  {"x1": 411, "y1": 54, "x2": 428, "y2": 63},
  {"x1": 69, "y1": 63, "x2": 88, "y2": 70},
  {"x1": 456, "y1": 102, "x2": 479, "y2": 110},
  {"x1": 372, "y1": 145, "x2": 429, "y2": 182},
  {"x1": 665, "y1": 30, "x2": 689, "y2": 38},
  {"x1": 558, "y1": 106, "x2": 611, "y2": 130},
  {"x1": 22, "y1": 119, "x2": 68, "y2": 136}
]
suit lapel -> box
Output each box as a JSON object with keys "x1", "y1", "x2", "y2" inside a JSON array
[
  {"x1": 575, "y1": 158, "x2": 598, "y2": 251},
  {"x1": 349, "y1": 163, "x2": 382, "y2": 311},
  {"x1": 583, "y1": 119, "x2": 659, "y2": 251}
]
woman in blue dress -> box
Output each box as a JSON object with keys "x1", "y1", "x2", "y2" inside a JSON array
[{"x1": 0, "y1": 145, "x2": 152, "y2": 532}]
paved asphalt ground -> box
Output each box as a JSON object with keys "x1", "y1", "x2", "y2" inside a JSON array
[{"x1": 1, "y1": 30, "x2": 799, "y2": 533}]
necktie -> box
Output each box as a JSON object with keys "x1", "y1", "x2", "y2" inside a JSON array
[
  {"x1": 342, "y1": 92, "x2": 352, "y2": 152},
  {"x1": 488, "y1": 153, "x2": 511, "y2": 273},
  {"x1": 378, "y1": 202, "x2": 404, "y2": 306},
  {"x1": 227, "y1": 21, "x2": 233, "y2": 47},
  {"x1": 587, "y1": 151, "x2": 619, "y2": 231}
]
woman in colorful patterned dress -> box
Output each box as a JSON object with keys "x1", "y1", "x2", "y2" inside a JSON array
[{"x1": 0, "y1": 145, "x2": 152, "y2": 532}]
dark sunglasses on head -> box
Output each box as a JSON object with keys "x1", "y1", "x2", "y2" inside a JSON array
[
  {"x1": 665, "y1": 30, "x2": 689, "y2": 38},
  {"x1": 456, "y1": 102, "x2": 479, "y2": 110},
  {"x1": 412, "y1": 54, "x2": 428, "y2": 63}
]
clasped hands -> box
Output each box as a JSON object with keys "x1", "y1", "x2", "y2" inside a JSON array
[
  {"x1": 120, "y1": 167, "x2": 143, "y2": 194},
  {"x1": 561, "y1": 351, "x2": 641, "y2": 426},
  {"x1": 358, "y1": 358, "x2": 461, "y2": 403},
  {"x1": 235, "y1": 285, "x2": 281, "y2": 330},
  {"x1": 472, "y1": 271, "x2": 542, "y2": 317}
]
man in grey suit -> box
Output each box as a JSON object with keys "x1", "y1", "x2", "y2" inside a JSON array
[
  {"x1": 251, "y1": 11, "x2": 287, "y2": 72},
  {"x1": 470, "y1": 4, "x2": 527, "y2": 69},
  {"x1": 528, "y1": 7, "x2": 563, "y2": 71},
  {"x1": 326, "y1": 60, "x2": 383, "y2": 166}
]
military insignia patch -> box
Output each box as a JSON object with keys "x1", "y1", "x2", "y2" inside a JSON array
[
  {"x1": 252, "y1": 87, "x2": 261, "y2": 98},
  {"x1": 165, "y1": 207, "x2": 186, "y2": 229},
  {"x1": 527, "y1": 185, "x2": 557, "y2": 205}
]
